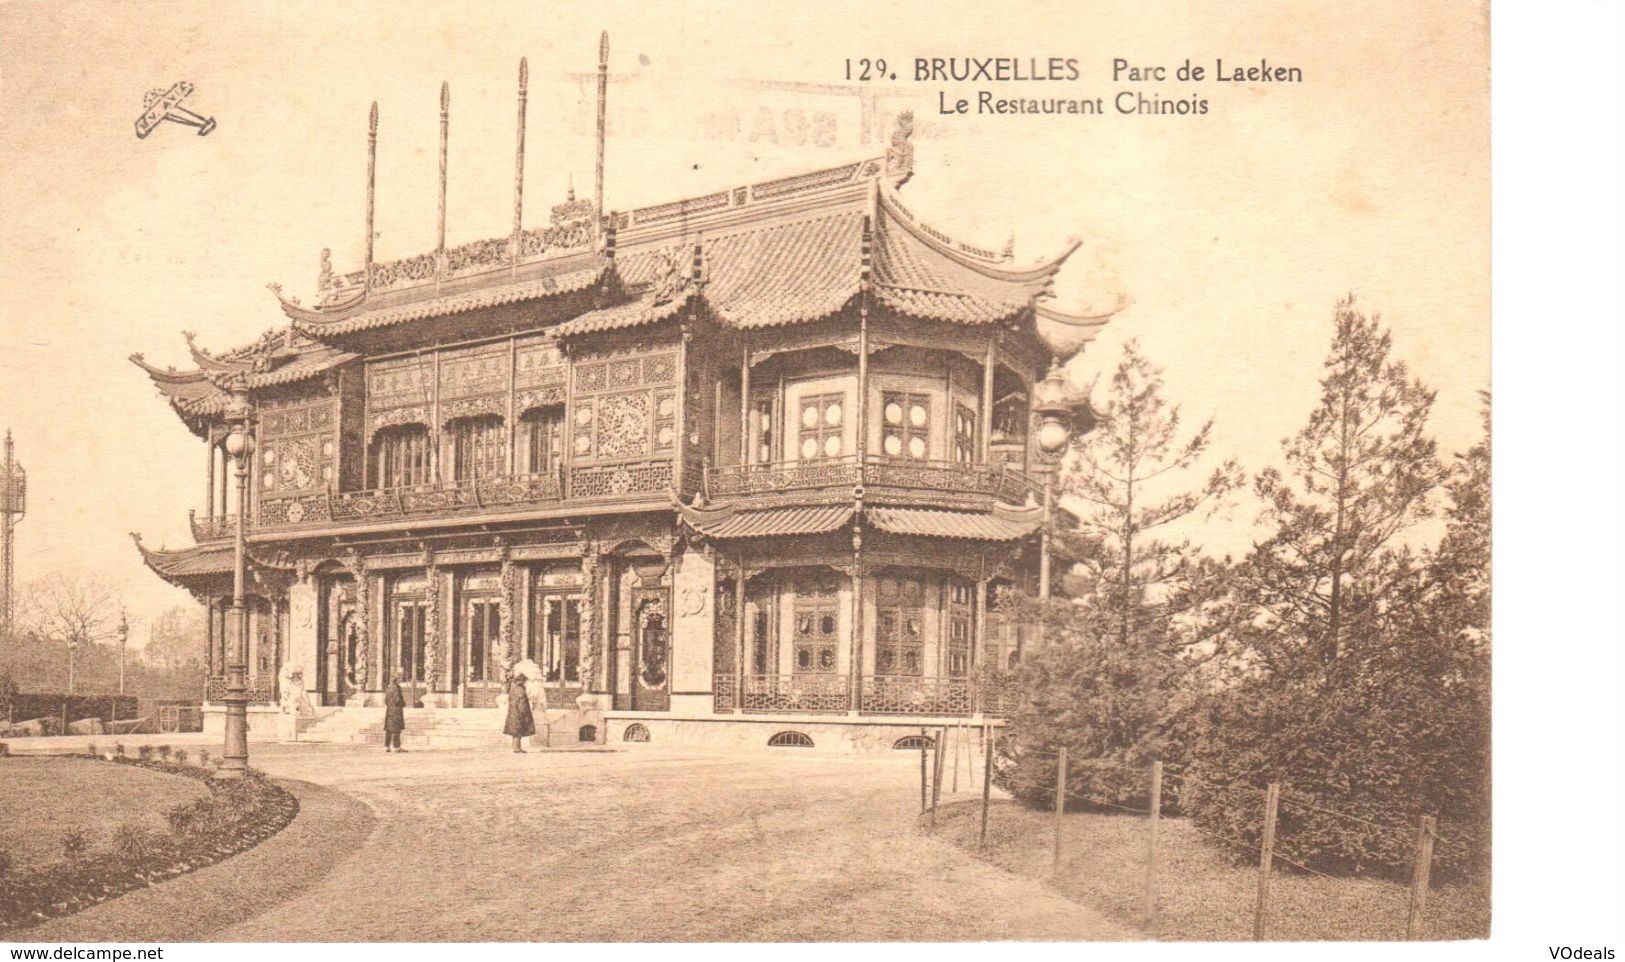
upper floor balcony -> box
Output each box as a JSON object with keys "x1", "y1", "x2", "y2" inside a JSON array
[
  {"x1": 250, "y1": 467, "x2": 569, "y2": 534},
  {"x1": 705, "y1": 454, "x2": 1043, "y2": 506}
]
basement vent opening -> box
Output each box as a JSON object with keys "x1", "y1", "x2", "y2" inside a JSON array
[
  {"x1": 623, "y1": 723, "x2": 651, "y2": 743},
  {"x1": 767, "y1": 731, "x2": 814, "y2": 748}
]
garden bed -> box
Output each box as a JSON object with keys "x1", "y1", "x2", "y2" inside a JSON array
[
  {"x1": 929, "y1": 798, "x2": 1490, "y2": 941},
  {"x1": 0, "y1": 750, "x2": 299, "y2": 930}
]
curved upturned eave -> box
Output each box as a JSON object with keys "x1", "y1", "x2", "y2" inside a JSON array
[{"x1": 878, "y1": 186, "x2": 1080, "y2": 288}]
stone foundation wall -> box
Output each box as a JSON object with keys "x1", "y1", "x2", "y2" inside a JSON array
[{"x1": 604, "y1": 714, "x2": 997, "y2": 753}]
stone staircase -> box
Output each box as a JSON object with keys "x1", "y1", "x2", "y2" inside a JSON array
[{"x1": 294, "y1": 706, "x2": 600, "y2": 750}]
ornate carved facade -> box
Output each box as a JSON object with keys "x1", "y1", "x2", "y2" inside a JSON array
[{"x1": 131, "y1": 63, "x2": 1118, "y2": 743}]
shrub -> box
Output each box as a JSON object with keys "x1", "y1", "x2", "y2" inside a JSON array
[
  {"x1": 111, "y1": 823, "x2": 157, "y2": 865},
  {"x1": 0, "y1": 742, "x2": 9, "y2": 756},
  {"x1": 85, "y1": 741, "x2": 99, "y2": 758},
  {"x1": 156, "y1": 744, "x2": 173, "y2": 761},
  {"x1": 172, "y1": 749, "x2": 189, "y2": 766},
  {"x1": 113, "y1": 742, "x2": 126, "y2": 758},
  {"x1": 992, "y1": 594, "x2": 1189, "y2": 813},
  {"x1": 136, "y1": 744, "x2": 154, "y2": 761},
  {"x1": 1181, "y1": 659, "x2": 1489, "y2": 880},
  {"x1": 61, "y1": 828, "x2": 89, "y2": 862},
  {"x1": 197, "y1": 749, "x2": 211, "y2": 768}
]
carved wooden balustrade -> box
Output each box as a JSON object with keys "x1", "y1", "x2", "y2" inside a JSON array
[
  {"x1": 713, "y1": 672, "x2": 1020, "y2": 716},
  {"x1": 705, "y1": 455, "x2": 1041, "y2": 504},
  {"x1": 860, "y1": 675, "x2": 975, "y2": 715},
  {"x1": 204, "y1": 676, "x2": 276, "y2": 705},
  {"x1": 254, "y1": 469, "x2": 565, "y2": 531},
  {"x1": 712, "y1": 673, "x2": 850, "y2": 714},
  {"x1": 189, "y1": 511, "x2": 237, "y2": 543}
]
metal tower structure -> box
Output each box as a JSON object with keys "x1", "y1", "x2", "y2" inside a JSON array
[{"x1": 1, "y1": 431, "x2": 24, "y2": 640}]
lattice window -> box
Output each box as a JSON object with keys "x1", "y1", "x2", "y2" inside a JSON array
[
  {"x1": 797, "y1": 392, "x2": 846, "y2": 460},
  {"x1": 792, "y1": 570, "x2": 841, "y2": 675},
  {"x1": 523, "y1": 407, "x2": 563, "y2": 475},
  {"x1": 881, "y1": 392, "x2": 931, "y2": 460},
  {"x1": 947, "y1": 579, "x2": 973, "y2": 677},
  {"x1": 372, "y1": 424, "x2": 432, "y2": 489},
  {"x1": 449, "y1": 415, "x2": 506, "y2": 482},
  {"x1": 532, "y1": 594, "x2": 582, "y2": 685},
  {"x1": 464, "y1": 598, "x2": 500, "y2": 683},
  {"x1": 875, "y1": 574, "x2": 926, "y2": 676},
  {"x1": 954, "y1": 403, "x2": 978, "y2": 464},
  {"x1": 767, "y1": 731, "x2": 814, "y2": 748},
  {"x1": 597, "y1": 392, "x2": 651, "y2": 460}
]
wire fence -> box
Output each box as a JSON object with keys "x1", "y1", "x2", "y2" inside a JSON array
[{"x1": 909, "y1": 723, "x2": 1465, "y2": 941}]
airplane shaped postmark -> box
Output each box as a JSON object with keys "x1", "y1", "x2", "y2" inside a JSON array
[{"x1": 135, "y1": 81, "x2": 216, "y2": 139}]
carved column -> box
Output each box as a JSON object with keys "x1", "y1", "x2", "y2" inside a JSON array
[
  {"x1": 579, "y1": 539, "x2": 602, "y2": 693},
  {"x1": 423, "y1": 555, "x2": 441, "y2": 694},
  {"x1": 498, "y1": 549, "x2": 517, "y2": 671},
  {"x1": 342, "y1": 549, "x2": 370, "y2": 690}
]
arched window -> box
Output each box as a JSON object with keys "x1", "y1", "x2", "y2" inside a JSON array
[
  {"x1": 371, "y1": 424, "x2": 432, "y2": 489},
  {"x1": 767, "y1": 731, "x2": 814, "y2": 748},
  {"x1": 448, "y1": 415, "x2": 506, "y2": 482},
  {"x1": 893, "y1": 735, "x2": 935, "y2": 750},
  {"x1": 623, "y1": 723, "x2": 651, "y2": 743}
]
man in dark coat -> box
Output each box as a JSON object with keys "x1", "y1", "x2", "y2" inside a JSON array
[
  {"x1": 383, "y1": 672, "x2": 407, "y2": 753},
  {"x1": 503, "y1": 671, "x2": 535, "y2": 753}
]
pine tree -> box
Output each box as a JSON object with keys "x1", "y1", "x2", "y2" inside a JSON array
[
  {"x1": 1061, "y1": 339, "x2": 1242, "y2": 656},
  {"x1": 1247, "y1": 297, "x2": 1444, "y2": 670},
  {"x1": 995, "y1": 342, "x2": 1241, "y2": 809}
]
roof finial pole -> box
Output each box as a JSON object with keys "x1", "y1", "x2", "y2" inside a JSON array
[
  {"x1": 513, "y1": 58, "x2": 529, "y2": 266},
  {"x1": 594, "y1": 31, "x2": 609, "y2": 238},
  {"x1": 438, "y1": 80, "x2": 450, "y2": 258},
  {"x1": 365, "y1": 101, "x2": 378, "y2": 292}
]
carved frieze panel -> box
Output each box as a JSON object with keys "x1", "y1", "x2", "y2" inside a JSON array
[
  {"x1": 515, "y1": 386, "x2": 566, "y2": 414},
  {"x1": 260, "y1": 402, "x2": 337, "y2": 439},
  {"x1": 514, "y1": 340, "x2": 565, "y2": 390},
  {"x1": 366, "y1": 357, "x2": 433, "y2": 410},
  {"x1": 440, "y1": 394, "x2": 506, "y2": 425},
  {"x1": 439, "y1": 346, "x2": 509, "y2": 400}
]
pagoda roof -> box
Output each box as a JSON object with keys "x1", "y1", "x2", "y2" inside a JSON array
[
  {"x1": 130, "y1": 535, "x2": 234, "y2": 590},
  {"x1": 675, "y1": 501, "x2": 854, "y2": 540},
  {"x1": 867, "y1": 505, "x2": 1043, "y2": 541},
  {"x1": 269, "y1": 116, "x2": 1108, "y2": 348},
  {"x1": 130, "y1": 332, "x2": 357, "y2": 437}
]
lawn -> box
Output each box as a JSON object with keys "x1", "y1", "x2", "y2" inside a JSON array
[
  {"x1": 0, "y1": 756, "x2": 207, "y2": 871},
  {"x1": 931, "y1": 798, "x2": 1490, "y2": 941}
]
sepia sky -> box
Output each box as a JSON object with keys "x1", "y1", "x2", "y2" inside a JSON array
[{"x1": 0, "y1": 0, "x2": 1488, "y2": 643}]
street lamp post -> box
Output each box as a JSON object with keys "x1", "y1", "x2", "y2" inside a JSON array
[
  {"x1": 117, "y1": 611, "x2": 129, "y2": 695},
  {"x1": 220, "y1": 383, "x2": 253, "y2": 777}
]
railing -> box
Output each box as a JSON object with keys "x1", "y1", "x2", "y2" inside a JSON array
[
  {"x1": 715, "y1": 673, "x2": 850, "y2": 714},
  {"x1": 713, "y1": 672, "x2": 1022, "y2": 716},
  {"x1": 860, "y1": 675, "x2": 975, "y2": 715},
  {"x1": 203, "y1": 676, "x2": 276, "y2": 705},
  {"x1": 705, "y1": 454, "x2": 1040, "y2": 504},
  {"x1": 254, "y1": 469, "x2": 564, "y2": 530},
  {"x1": 189, "y1": 511, "x2": 237, "y2": 543}
]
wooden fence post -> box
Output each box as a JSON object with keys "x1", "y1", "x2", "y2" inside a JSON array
[
  {"x1": 1145, "y1": 760, "x2": 1163, "y2": 929},
  {"x1": 1052, "y1": 746, "x2": 1068, "y2": 871},
  {"x1": 919, "y1": 727, "x2": 929, "y2": 814},
  {"x1": 951, "y1": 721, "x2": 961, "y2": 794},
  {"x1": 1253, "y1": 782, "x2": 1281, "y2": 940},
  {"x1": 979, "y1": 723, "x2": 993, "y2": 851},
  {"x1": 932, "y1": 726, "x2": 947, "y2": 810},
  {"x1": 1406, "y1": 815, "x2": 1437, "y2": 940}
]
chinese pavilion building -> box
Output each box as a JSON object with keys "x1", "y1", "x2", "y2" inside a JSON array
[{"x1": 131, "y1": 38, "x2": 1117, "y2": 750}]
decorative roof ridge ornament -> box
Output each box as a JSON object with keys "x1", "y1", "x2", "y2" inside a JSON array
[
  {"x1": 884, "y1": 110, "x2": 914, "y2": 187},
  {"x1": 649, "y1": 247, "x2": 689, "y2": 306}
]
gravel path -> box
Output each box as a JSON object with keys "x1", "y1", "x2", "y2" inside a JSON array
[{"x1": 28, "y1": 743, "x2": 1129, "y2": 941}]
